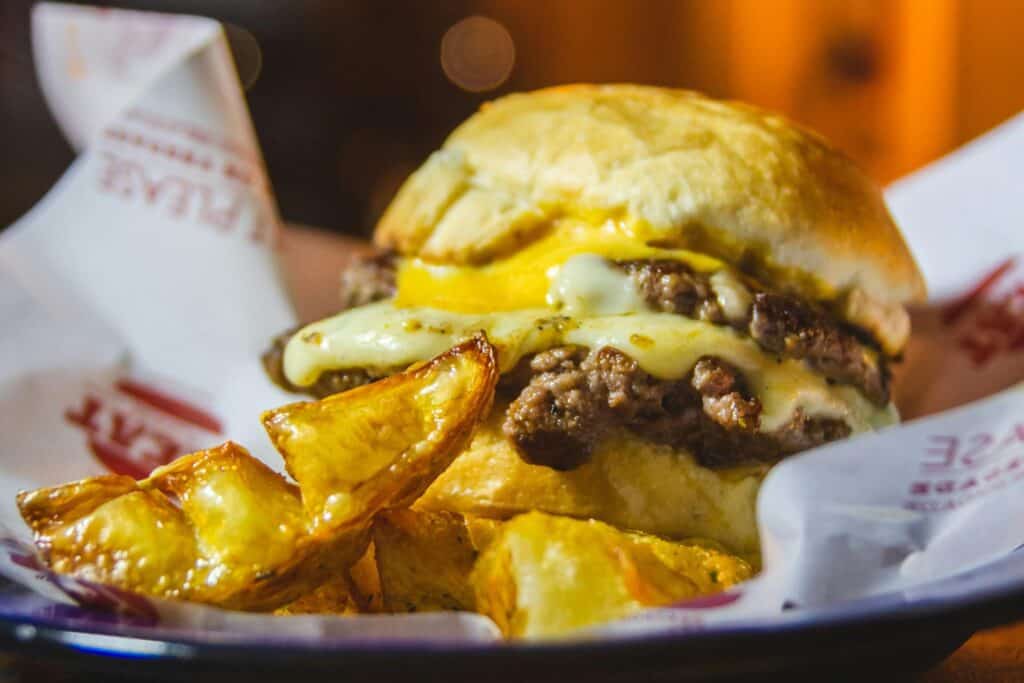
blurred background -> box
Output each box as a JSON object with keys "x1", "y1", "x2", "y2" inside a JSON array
[{"x1": 1, "y1": 0, "x2": 1023, "y2": 237}]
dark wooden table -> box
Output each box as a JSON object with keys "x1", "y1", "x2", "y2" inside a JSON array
[{"x1": 919, "y1": 622, "x2": 1024, "y2": 681}]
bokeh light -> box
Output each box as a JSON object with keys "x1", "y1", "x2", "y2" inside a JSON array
[{"x1": 440, "y1": 16, "x2": 515, "y2": 93}]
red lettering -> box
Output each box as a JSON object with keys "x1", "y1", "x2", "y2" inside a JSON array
[
  {"x1": 983, "y1": 424, "x2": 1024, "y2": 462},
  {"x1": 186, "y1": 126, "x2": 212, "y2": 147},
  {"x1": 943, "y1": 258, "x2": 1016, "y2": 325},
  {"x1": 909, "y1": 481, "x2": 930, "y2": 496},
  {"x1": 65, "y1": 395, "x2": 103, "y2": 430},
  {"x1": 961, "y1": 432, "x2": 995, "y2": 467},
  {"x1": 959, "y1": 330, "x2": 999, "y2": 366},
  {"x1": 97, "y1": 153, "x2": 136, "y2": 198},
  {"x1": 1010, "y1": 423, "x2": 1024, "y2": 449},
  {"x1": 96, "y1": 151, "x2": 274, "y2": 246},
  {"x1": 923, "y1": 435, "x2": 958, "y2": 472},
  {"x1": 223, "y1": 161, "x2": 255, "y2": 186},
  {"x1": 197, "y1": 186, "x2": 242, "y2": 231},
  {"x1": 108, "y1": 413, "x2": 145, "y2": 447},
  {"x1": 951, "y1": 272, "x2": 1024, "y2": 366},
  {"x1": 141, "y1": 174, "x2": 192, "y2": 218}
]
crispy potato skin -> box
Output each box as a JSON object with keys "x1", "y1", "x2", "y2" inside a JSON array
[
  {"x1": 471, "y1": 511, "x2": 753, "y2": 639},
  {"x1": 373, "y1": 509, "x2": 479, "y2": 613},
  {"x1": 262, "y1": 335, "x2": 498, "y2": 533},
  {"x1": 347, "y1": 543, "x2": 384, "y2": 612},
  {"x1": 18, "y1": 443, "x2": 363, "y2": 610},
  {"x1": 16, "y1": 333, "x2": 756, "y2": 634},
  {"x1": 418, "y1": 405, "x2": 767, "y2": 556},
  {"x1": 16, "y1": 337, "x2": 499, "y2": 612},
  {"x1": 274, "y1": 575, "x2": 364, "y2": 615}
]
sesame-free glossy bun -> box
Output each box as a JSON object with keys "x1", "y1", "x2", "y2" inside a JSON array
[{"x1": 376, "y1": 84, "x2": 925, "y2": 353}]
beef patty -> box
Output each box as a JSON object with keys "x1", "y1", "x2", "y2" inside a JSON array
[
  {"x1": 616, "y1": 260, "x2": 890, "y2": 404},
  {"x1": 262, "y1": 253, "x2": 883, "y2": 469},
  {"x1": 502, "y1": 346, "x2": 850, "y2": 470}
]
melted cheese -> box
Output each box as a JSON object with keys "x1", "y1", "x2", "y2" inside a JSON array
[
  {"x1": 395, "y1": 219, "x2": 723, "y2": 313},
  {"x1": 284, "y1": 302, "x2": 570, "y2": 382},
  {"x1": 288, "y1": 230, "x2": 896, "y2": 438},
  {"x1": 547, "y1": 254, "x2": 649, "y2": 316},
  {"x1": 710, "y1": 269, "x2": 752, "y2": 324},
  {"x1": 283, "y1": 302, "x2": 896, "y2": 435}
]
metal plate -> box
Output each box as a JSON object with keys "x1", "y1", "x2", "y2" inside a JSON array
[{"x1": 1, "y1": 550, "x2": 1023, "y2": 681}]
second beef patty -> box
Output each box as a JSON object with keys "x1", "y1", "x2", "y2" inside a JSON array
[{"x1": 502, "y1": 346, "x2": 850, "y2": 471}]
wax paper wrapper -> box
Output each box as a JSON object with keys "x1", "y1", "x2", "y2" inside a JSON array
[
  {"x1": 599, "y1": 112, "x2": 1024, "y2": 637},
  {"x1": 1, "y1": 2, "x2": 1023, "y2": 645},
  {"x1": 0, "y1": 3, "x2": 498, "y2": 642}
]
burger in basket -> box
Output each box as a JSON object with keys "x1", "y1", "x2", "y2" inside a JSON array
[{"x1": 17, "y1": 85, "x2": 925, "y2": 639}]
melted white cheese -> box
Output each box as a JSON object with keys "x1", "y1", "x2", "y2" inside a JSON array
[
  {"x1": 547, "y1": 254, "x2": 650, "y2": 316},
  {"x1": 710, "y1": 269, "x2": 753, "y2": 324},
  {"x1": 283, "y1": 301, "x2": 896, "y2": 435}
]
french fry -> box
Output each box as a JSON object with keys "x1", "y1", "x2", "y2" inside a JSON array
[
  {"x1": 471, "y1": 512, "x2": 752, "y2": 639},
  {"x1": 626, "y1": 534, "x2": 754, "y2": 595},
  {"x1": 262, "y1": 335, "x2": 498, "y2": 534},
  {"x1": 373, "y1": 509, "x2": 478, "y2": 613},
  {"x1": 17, "y1": 336, "x2": 499, "y2": 611},
  {"x1": 17, "y1": 331, "x2": 755, "y2": 633},
  {"x1": 347, "y1": 542, "x2": 383, "y2": 612},
  {"x1": 463, "y1": 515, "x2": 503, "y2": 551},
  {"x1": 18, "y1": 442, "x2": 343, "y2": 610},
  {"x1": 274, "y1": 575, "x2": 364, "y2": 615},
  {"x1": 18, "y1": 473, "x2": 199, "y2": 600}
]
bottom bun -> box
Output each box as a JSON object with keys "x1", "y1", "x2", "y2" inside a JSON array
[{"x1": 417, "y1": 404, "x2": 767, "y2": 555}]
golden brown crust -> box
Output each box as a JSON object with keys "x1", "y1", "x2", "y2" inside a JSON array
[
  {"x1": 376, "y1": 85, "x2": 925, "y2": 350},
  {"x1": 416, "y1": 405, "x2": 767, "y2": 555}
]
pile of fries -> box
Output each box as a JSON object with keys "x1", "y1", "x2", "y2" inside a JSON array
[{"x1": 17, "y1": 336, "x2": 752, "y2": 639}]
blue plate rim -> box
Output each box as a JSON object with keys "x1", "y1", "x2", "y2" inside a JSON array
[{"x1": 0, "y1": 548, "x2": 1022, "y2": 663}]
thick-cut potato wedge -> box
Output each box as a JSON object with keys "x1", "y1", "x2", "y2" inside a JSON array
[
  {"x1": 276, "y1": 543, "x2": 385, "y2": 615},
  {"x1": 17, "y1": 442, "x2": 339, "y2": 609},
  {"x1": 626, "y1": 534, "x2": 754, "y2": 594},
  {"x1": 262, "y1": 335, "x2": 498, "y2": 534},
  {"x1": 471, "y1": 512, "x2": 752, "y2": 639},
  {"x1": 19, "y1": 475, "x2": 199, "y2": 599},
  {"x1": 17, "y1": 337, "x2": 499, "y2": 611},
  {"x1": 463, "y1": 515, "x2": 503, "y2": 551},
  {"x1": 418, "y1": 406, "x2": 767, "y2": 555},
  {"x1": 347, "y1": 543, "x2": 383, "y2": 612},
  {"x1": 373, "y1": 509, "x2": 479, "y2": 613},
  {"x1": 274, "y1": 575, "x2": 363, "y2": 615}
]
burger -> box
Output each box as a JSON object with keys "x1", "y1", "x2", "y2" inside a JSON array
[{"x1": 263, "y1": 84, "x2": 925, "y2": 556}]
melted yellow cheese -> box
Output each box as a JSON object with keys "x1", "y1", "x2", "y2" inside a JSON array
[
  {"x1": 288, "y1": 231, "x2": 895, "y2": 439},
  {"x1": 395, "y1": 219, "x2": 724, "y2": 313},
  {"x1": 283, "y1": 302, "x2": 896, "y2": 435}
]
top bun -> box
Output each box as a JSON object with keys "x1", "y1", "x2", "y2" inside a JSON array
[{"x1": 376, "y1": 85, "x2": 926, "y2": 351}]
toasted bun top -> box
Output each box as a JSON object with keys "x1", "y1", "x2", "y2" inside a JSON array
[{"x1": 375, "y1": 85, "x2": 926, "y2": 352}]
